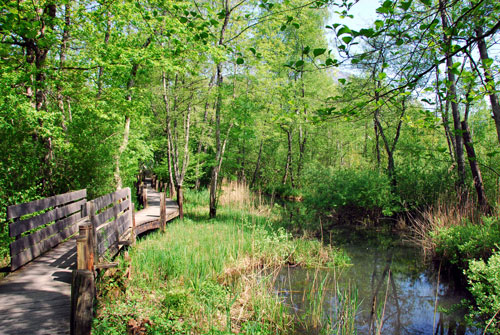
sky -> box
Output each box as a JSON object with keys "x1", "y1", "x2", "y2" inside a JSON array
[{"x1": 328, "y1": 0, "x2": 382, "y2": 31}]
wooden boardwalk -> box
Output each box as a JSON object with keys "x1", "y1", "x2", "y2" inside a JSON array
[
  {"x1": 0, "y1": 182, "x2": 178, "y2": 335},
  {"x1": 134, "y1": 183, "x2": 179, "y2": 235}
]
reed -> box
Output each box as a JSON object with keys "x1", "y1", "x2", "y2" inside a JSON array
[{"x1": 407, "y1": 194, "x2": 480, "y2": 257}]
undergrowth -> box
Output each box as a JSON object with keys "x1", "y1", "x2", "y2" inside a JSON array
[{"x1": 93, "y1": 185, "x2": 350, "y2": 334}]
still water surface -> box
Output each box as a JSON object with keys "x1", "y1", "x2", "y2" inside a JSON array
[{"x1": 274, "y1": 226, "x2": 480, "y2": 334}]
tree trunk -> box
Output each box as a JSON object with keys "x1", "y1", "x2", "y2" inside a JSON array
[
  {"x1": 475, "y1": 26, "x2": 500, "y2": 145},
  {"x1": 176, "y1": 185, "x2": 184, "y2": 220},
  {"x1": 440, "y1": 0, "x2": 466, "y2": 192},
  {"x1": 209, "y1": 3, "x2": 231, "y2": 218},
  {"x1": 462, "y1": 121, "x2": 489, "y2": 213},
  {"x1": 282, "y1": 127, "x2": 294, "y2": 187},
  {"x1": 194, "y1": 75, "x2": 214, "y2": 190},
  {"x1": 250, "y1": 140, "x2": 263, "y2": 189}
]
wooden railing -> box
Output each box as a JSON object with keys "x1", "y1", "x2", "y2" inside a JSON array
[
  {"x1": 71, "y1": 187, "x2": 135, "y2": 335},
  {"x1": 6, "y1": 189, "x2": 87, "y2": 271}
]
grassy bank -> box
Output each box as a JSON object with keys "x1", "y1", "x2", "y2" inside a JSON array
[{"x1": 93, "y1": 184, "x2": 350, "y2": 334}]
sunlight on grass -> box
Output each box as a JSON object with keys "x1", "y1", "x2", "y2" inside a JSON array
[{"x1": 93, "y1": 185, "x2": 350, "y2": 334}]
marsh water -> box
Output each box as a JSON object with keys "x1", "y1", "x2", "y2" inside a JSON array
[{"x1": 274, "y1": 226, "x2": 479, "y2": 335}]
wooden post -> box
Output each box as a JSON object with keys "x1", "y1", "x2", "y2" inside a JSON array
[
  {"x1": 160, "y1": 192, "x2": 166, "y2": 232},
  {"x1": 143, "y1": 187, "x2": 148, "y2": 208},
  {"x1": 129, "y1": 189, "x2": 136, "y2": 244},
  {"x1": 156, "y1": 179, "x2": 159, "y2": 191},
  {"x1": 77, "y1": 225, "x2": 94, "y2": 271},
  {"x1": 88, "y1": 202, "x2": 97, "y2": 264},
  {"x1": 70, "y1": 269, "x2": 94, "y2": 335}
]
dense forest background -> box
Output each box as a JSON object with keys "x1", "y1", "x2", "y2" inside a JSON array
[{"x1": 1, "y1": 0, "x2": 500, "y2": 253}]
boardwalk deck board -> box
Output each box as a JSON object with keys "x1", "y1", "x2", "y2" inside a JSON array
[{"x1": 0, "y1": 239, "x2": 76, "y2": 335}]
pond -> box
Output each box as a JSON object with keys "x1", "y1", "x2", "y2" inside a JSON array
[{"x1": 274, "y1": 226, "x2": 480, "y2": 335}]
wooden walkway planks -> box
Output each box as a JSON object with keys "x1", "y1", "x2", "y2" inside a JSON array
[
  {"x1": 134, "y1": 182, "x2": 179, "y2": 235},
  {"x1": 0, "y1": 238, "x2": 76, "y2": 335}
]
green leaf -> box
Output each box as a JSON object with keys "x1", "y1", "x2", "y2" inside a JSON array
[
  {"x1": 359, "y1": 28, "x2": 375, "y2": 38},
  {"x1": 303, "y1": 46, "x2": 310, "y2": 55},
  {"x1": 236, "y1": 58, "x2": 244, "y2": 65},
  {"x1": 179, "y1": 17, "x2": 188, "y2": 23},
  {"x1": 325, "y1": 58, "x2": 336, "y2": 66},
  {"x1": 378, "y1": 72, "x2": 387, "y2": 80},
  {"x1": 313, "y1": 48, "x2": 326, "y2": 57},
  {"x1": 295, "y1": 60, "x2": 305, "y2": 67},
  {"x1": 399, "y1": 0, "x2": 412, "y2": 11},
  {"x1": 337, "y1": 26, "x2": 351, "y2": 36},
  {"x1": 338, "y1": 78, "x2": 346, "y2": 85},
  {"x1": 342, "y1": 36, "x2": 352, "y2": 44}
]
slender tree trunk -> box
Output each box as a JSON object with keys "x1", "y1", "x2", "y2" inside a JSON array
[
  {"x1": 209, "y1": 1, "x2": 231, "y2": 218},
  {"x1": 195, "y1": 75, "x2": 214, "y2": 190},
  {"x1": 436, "y1": 71, "x2": 455, "y2": 160},
  {"x1": 250, "y1": 140, "x2": 263, "y2": 189},
  {"x1": 176, "y1": 185, "x2": 184, "y2": 219},
  {"x1": 462, "y1": 121, "x2": 489, "y2": 213},
  {"x1": 440, "y1": 0, "x2": 466, "y2": 191},
  {"x1": 282, "y1": 127, "x2": 294, "y2": 187},
  {"x1": 475, "y1": 26, "x2": 500, "y2": 144},
  {"x1": 374, "y1": 93, "x2": 381, "y2": 169},
  {"x1": 374, "y1": 99, "x2": 405, "y2": 189},
  {"x1": 297, "y1": 73, "x2": 307, "y2": 184},
  {"x1": 162, "y1": 72, "x2": 176, "y2": 199}
]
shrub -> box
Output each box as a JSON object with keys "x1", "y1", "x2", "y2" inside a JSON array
[
  {"x1": 432, "y1": 217, "x2": 500, "y2": 266},
  {"x1": 303, "y1": 166, "x2": 398, "y2": 222},
  {"x1": 467, "y1": 250, "x2": 500, "y2": 333}
]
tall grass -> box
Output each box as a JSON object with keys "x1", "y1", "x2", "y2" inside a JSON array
[
  {"x1": 93, "y1": 183, "x2": 350, "y2": 334},
  {"x1": 407, "y1": 194, "x2": 481, "y2": 257}
]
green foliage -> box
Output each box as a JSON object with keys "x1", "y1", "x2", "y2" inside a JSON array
[
  {"x1": 467, "y1": 250, "x2": 500, "y2": 333},
  {"x1": 303, "y1": 166, "x2": 398, "y2": 220},
  {"x1": 433, "y1": 218, "x2": 500, "y2": 266}
]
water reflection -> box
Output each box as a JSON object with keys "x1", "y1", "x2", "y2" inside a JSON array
[{"x1": 274, "y1": 226, "x2": 479, "y2": 334}]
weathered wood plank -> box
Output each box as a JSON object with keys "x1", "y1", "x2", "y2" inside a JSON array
[
  {"x1": 10, "y1": 211, "x2": 83, "y2": 257},
  {"x1": 135, "y1": 220, "x2": 160, "y2": 235},
  {"x1": 96, "y1": 213, "x2": 129, "y2": 257},
  {"x1": 93, "y1": 198, "x2": 130, "y2": 229},
  {"x1": 9, "y1": 199, "x2": 86, "y2": 238},
  {"x1": 7, "y1": 189, "x2": 87, "y2": 220},
  {"x1": 91, "y1": 188, "x2": 129, "y2": 212},
  {"x1": 11, "y1": 224, "x2": 78, "y2": 271}
]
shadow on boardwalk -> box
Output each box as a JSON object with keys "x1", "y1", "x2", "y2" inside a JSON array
[{"x1": 0, "y1": 238, "x2": 76, "y2": 335}]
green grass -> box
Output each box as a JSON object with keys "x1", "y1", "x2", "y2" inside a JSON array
[{"x1": 93, "y1": 189, "x2": 350, "y2": 334}]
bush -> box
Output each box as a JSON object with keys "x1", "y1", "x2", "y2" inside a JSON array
[
  {"x1": 303, "y1": 166, "x2": 398, "y2": 222},
  {"x1": 467, "y1": 250, "x2": 500, "y2": 333},
  {"x1": 432, "y1": 217, "x2": 500, "y2": 266}
]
